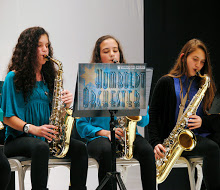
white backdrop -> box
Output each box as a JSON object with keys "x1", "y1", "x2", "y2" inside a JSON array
[
  {"x1": 0, "y1": 0, "x2": 144, "y2": 89},
  {"x1": 0, "y1": 0, "x2": 144, "y2": 134}
]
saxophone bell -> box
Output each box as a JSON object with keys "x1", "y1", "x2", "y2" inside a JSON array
[{"x1": 178, "y1": 129, "x2": 196, "y2": 151}]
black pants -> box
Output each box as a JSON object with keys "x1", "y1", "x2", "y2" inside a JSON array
[
  {"x1": 87, "y1": 135, "x2": 156, "y2": 190},
  {"x1": 182, "y1": 135, "x2": 220, "y2": 190},
  {"x1": 0, "y1": 150, "x2": 11, "y2": 190},
  {"x1": 4, "y1": 135, "x2": 88, "y2": 190}
]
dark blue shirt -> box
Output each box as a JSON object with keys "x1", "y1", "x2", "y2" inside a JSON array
[{"x1": 174, "y1": 75, "x2": 210, "y2": 137}]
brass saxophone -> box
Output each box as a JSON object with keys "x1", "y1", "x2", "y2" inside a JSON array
[
  {"x1": 45, "y1": 55, "x2": 75, "y2": 158},
  {"x1": 116, "y1": 116, "x2": 142, "y2": 160},
  {"x1": 0, "y1": 122, "x2": 4, "y2": 130},
  {"x1": 156, "y1": 72, "x2": 210, "y2": 183}
]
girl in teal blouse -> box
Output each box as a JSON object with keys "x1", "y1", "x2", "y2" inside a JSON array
[
  {"x1": 0, "y1": 27, "x2": 88, "y2": 190},
  {"x1": 2, "y1": 71, "x2": 50, "y2": 141},
  {"x1": 76, "y1": 35, "x2": 156, "y2": 190},
  {"x1": 76, "y1": 110, "x2": 149, "y2": 143}
]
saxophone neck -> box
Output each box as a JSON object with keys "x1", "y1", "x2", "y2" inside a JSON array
[
  {"x1": 196, "y1": 71, "x2": 210, "y2": 87},
  {"x1": 196, "y1": 71, "x2": 209, "y2": 80},
  {"x1": 44, "y1": 55, "x2": 63, "y2": 70}
]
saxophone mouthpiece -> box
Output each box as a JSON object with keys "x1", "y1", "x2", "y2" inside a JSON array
[
  {"x1": 113, "y1": 59, "x2": 118, "y2": 64},
  {"x1": 44, "y1": 55, "x2": 50, "y2": 61}
]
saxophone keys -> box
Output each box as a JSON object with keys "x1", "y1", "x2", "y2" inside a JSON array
[
  {"x1": 156, "y1": 169, "x2": 160, "y2": 176},
  {"x1": 163, "y1": 157, "x2": 168, "y2": 162},
  {"x1": 187, "y1": 112, "x2": 192, "y2": 116},
  {"x1": 184, "y1": 118, "x2": 188, "y2": 126},
  {"x1": 156, "y1": 159, "x2": 163, "y2": 166}
]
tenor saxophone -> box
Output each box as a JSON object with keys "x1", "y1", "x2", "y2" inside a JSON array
[
  {"x1": 117, "y1": 116, "x2": 142, "y2": 160},
  {"x1": 45, "y1": 55, "x2": 75, "y2": 158},
  {"x1": 156, "y1": 73, "x2": 210, "y2": 184}
]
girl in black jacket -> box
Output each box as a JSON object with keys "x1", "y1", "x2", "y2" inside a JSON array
[{"x1": 149, "y1": 38, "x2": 220, "y2": 190}]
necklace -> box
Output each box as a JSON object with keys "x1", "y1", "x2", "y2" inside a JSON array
[{"x1": 34, "y1": 81, "x2": 50, "y2": 102}]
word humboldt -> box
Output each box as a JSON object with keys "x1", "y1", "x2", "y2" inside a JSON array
[{"x1": 83, "y1": 69, "x2": 146, "y2": 109}]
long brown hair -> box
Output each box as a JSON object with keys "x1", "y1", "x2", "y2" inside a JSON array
[
  {"x1": 8, "y1": 26, "x2": 56, "y2": 101},
  {"x1": 90, "y1": 35, "x2": 126, "y2": 63},
  {"x1": 167, "y1": 38, "x2": 216, "y2": 112}
]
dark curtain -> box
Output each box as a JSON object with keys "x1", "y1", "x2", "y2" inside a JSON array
[{"x1": 144, "y1": 0, "x2": 219, "y2": 97}]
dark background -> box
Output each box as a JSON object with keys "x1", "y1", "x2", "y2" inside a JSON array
[
  {"x1": 144, "y1": 1, "x2": 219, "y2": 189},
  {"x1": 144, "y1": 0, "x2": 219, "y2": 99}
]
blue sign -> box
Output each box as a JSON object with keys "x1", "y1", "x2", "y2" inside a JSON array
[{"x1": 78, "y1": 63, "x2": 148, "y2": 111}]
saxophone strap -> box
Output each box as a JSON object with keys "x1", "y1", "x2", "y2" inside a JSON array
[{"x1": 177, "y1": 77, "x2": 195, "y2": 123}]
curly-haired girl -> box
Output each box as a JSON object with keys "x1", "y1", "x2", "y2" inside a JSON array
[{"x1": 0, "y1": 26, "x2": 88, "y2": 190}]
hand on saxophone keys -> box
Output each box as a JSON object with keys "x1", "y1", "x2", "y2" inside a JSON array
[
  {"x1": 28, "y1": 124, "x2": 59, "y2": 141},
  {"x1": 61, "y1": 90, "x2": 73, "y2": 108},
  {"x1": 154, "y1": 144, "x2": 166, "y2": 160},
  {"x1": 114, "y1": 127, "x2": 124, "y2": 140},
  {"x1": 187, "y1": 114, "x2": 202, "y2": 130}
]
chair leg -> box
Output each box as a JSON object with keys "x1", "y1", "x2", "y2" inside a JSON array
[
  {"x1": 18, "y1": 167, "x2": 25, "y2": 190},
  {"x1": 195, "y1": 164, "x2": 203, "y2": 190},
  {"x1": 179, "y1": 157, "x2": 196, "y2": 190},
  {"x1": 9, "y1": 159, "x2": 25, "y2": 190},
  {"x1": 22, "y1": 166, "x2": 31, "y2": 190}
]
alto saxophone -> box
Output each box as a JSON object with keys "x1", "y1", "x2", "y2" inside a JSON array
[
  {"x1": 117, "y1": 116, "x2": 142, "y2": 160},
  {"x1": 156, "y1": 73, "x2": 210, "y2": 184},
  {"x1": 45, "y1": 55, "x2": 75, "y2": 158}
]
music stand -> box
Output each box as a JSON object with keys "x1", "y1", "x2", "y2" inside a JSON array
[
  {"x1": 95, "y1": 109, "x2": 126, "y2": 190},
  {"x1": 72, "y1": 63, "x2": 153, "y2": 190}
]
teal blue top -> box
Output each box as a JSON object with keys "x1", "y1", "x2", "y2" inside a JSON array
[
  {"x1": 76, "y1": 107, "x2": 149, "y2": 143},
  {"x1": 0, "y1": 108, "x2": 3, "y2": 121},
  {"x1": 0, "y1": 71, "x2": 51, "y2": 141}
]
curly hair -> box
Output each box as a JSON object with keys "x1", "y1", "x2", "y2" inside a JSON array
[
  {"x1": 167, "y1": 38, "x2": 216, "y2": 112},
  {"x1": 90, "y1": 35, "x2": 126, "y2": 63},
  {"x1": 8, "y1": 26, "x2": 56, "y2": 101}
]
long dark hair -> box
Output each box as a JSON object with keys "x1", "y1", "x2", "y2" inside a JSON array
[
  {"x1": 167, "y1": 38, "x2": 216, "y2": 111},
  {"x1": 8, "y1": 26, "x2": 56, "y2": 101},
  {"x1": 90, "y1": 35, "x2": 126, "y2": 63}
]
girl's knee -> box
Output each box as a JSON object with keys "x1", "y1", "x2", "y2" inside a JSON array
[
  {"x1": 70, "y1": 140, "x2": 87, "y2": 156},
  {"x1": 33, "y1": 141, "x2": 49, "y2": 155}
]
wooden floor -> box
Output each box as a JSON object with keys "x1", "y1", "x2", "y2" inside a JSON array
[{"x1": 15, "y1": 165, "x2": 143, "y2": 190}]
